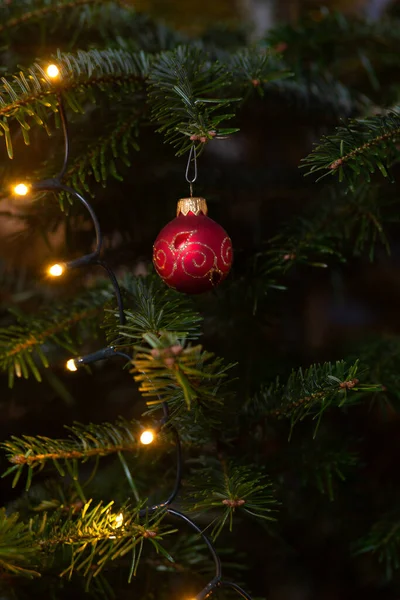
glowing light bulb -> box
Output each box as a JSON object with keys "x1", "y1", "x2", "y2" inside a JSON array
[
  {"x1": 114, "y1": 513, "x2": 123, "y2": 528},
  {"x1": 66, "y1": 359, "x2": 78, "y2": 372},
  {"x1": 48, "y1": 263, "x2": 65, "y2": 277},
  {"x1": 140, "y1": 430, "x2": 155, "y2": 445},
  {"x1": 13, "y1": 183, "x2": 29, "y2": 196},
  {"x1": 46, "y1": 64, "x2": 60, "y2": 78}
]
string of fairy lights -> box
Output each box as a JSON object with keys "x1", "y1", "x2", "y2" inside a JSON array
[{"x1": 11, "y1": 63, "x2": 253, "y2": 600}]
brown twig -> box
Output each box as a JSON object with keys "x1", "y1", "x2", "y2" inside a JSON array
[{"x1": 10, "y1": 441, "x2": 137, "y2": 465}]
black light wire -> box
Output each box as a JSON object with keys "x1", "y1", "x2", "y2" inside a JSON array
[{"x1": 18, "y1": 74, "x2": 254, "y2": 600}]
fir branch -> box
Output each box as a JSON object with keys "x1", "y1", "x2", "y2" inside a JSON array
[
  {"x1": 0, "y1": 0, "x2": 136, "y2": 43},
  {"x1": 148, "y1": 45, "x2": 239, "y2": 155},
  {"x1": 245, "y1": 360, "x2": 381, "y2": 437},
  {"x1": 147, "y1": 532, "x2": 244, "y2": 581},
  {"x1": 0, "y1": 286, "x2": 113, "y2": 387},
  {"x1": 353, "y1": 511, "x2": 400, "y2": 579},
  {"x1": 32, "y1": 500, "x2": 174, "y2": 581},
  {"x1": 2, "y1": 418, "x2": 145, "y2": 493},
  {"x1": 106, "y1": 276, "x2": 203, "y2": 346},
  {"x1": 63, "y1": 111, "x2": 140, "y2": 197},
  {"x1": 262, "y1": 219, "x2": 341, "y2": 277},
  {"x1": 187, "y1": 463, "x2": 277, "y2": 540},
  {"x1": 298, "y1": 443, "x2": 359, "y2": 501},
  {"x1": 0, "y1": 48, "x2": 149, "y2": 157},
  {"x1": 149, "y1": 532, "x2": 213, "y2": 575},
  {"x1": 229, "y1": 47, "x2": 291, "y2": 90},
  {"x1": 0, "y1": 509, "x2": 40, "y2": 578},
  {"x1": 267, "y1": 12, "x2": 400, "y2": 87},
  {"x1": 0, "y1": 108, "x2": 142, "y2": 206},
  {"x1": 0, "y1": 0, "x2": 104, "y2": 35},
  {"x1": 345, "y1": 336, "x2": 400, "y2": 415},
  {"x1": 3, "y1": 418, "x2": 138, "y2": 468},
  {"x1": 262, "y1": 183, "x2": 396, "y2": 277},
  {"x1": 301, "y1": 109, "x2": 400, "y2": 184},
  {"x1": 12, "y1": 479, "x2": 85, "y2": 516},
  {"x1": 133, "y1": 332, "x2": 233, "y2": 416}
]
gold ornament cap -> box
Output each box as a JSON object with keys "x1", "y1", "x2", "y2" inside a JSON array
[{"x1": 177, "y1": 197, "x2": 208, "y2": 217}]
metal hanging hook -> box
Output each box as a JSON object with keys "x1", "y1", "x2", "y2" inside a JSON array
[{"x1": 185, "y1": 144, "x2": 198, "y2": 197}]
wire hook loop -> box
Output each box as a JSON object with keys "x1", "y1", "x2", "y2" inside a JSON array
[{"x1": 185, "y1": 144, "x2": 198, "y2": 197}]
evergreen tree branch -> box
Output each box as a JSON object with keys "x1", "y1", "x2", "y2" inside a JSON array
[
  {"x1": 0, "y1": 0, "x2": 105, "y2": 35},
  {"x1": 149, "y1": 532, "x2": 215, "y2": 575},
  {"x1": 0, "y1": 48, "x2": 149, "y2": 158},
  {"x1": 149, "y1": 45, "x2": 239, "y2": 155},
  {"x1": 0, "y1": 44, "x2": 293, "y2": 163},
  {"x1": 32, "y1": 500, "x2": 174, "y2": 581},
  {"x1": 62, "y1": 111, "x2": 140, "y2": 198},
  {"x1": 133, "y1": 332, "x2": 233, "y2": 416},
  {"x1": 0, "y1": 286, "x2": 113, "y2": 387},
  {"x1": 301, "y1": 109, "x2": 400, "y2": 185},
  {"x1": 3, "y1": 419, "x2": 139, "y2": 467},
  {"x1": 106, "y1": 276, "x2": 203, "y2": 346},
  {"x1": 245, "y1": 360, "x2": 381, "y2": 437},
  {"x1": 2, "y1": 418, "x2": 142, "y2": 491},
  {"x1": 0, "y1": 509, "x2": 40, "y2": 578},
  {"x1": 353, "y1": 511, "x2": 400, "y2": 579},
  {"x1": 347, "y1": 335, "x2": 400, "y2": 412},
  {"x1": 261, "y1": 183, "x2": 397, "y2": 279},
  {"x1": 228, "y1": 47, "x2": 291, "y2": 90},
  {"x1": 0, "y1": 108, "x2": 141, "y2": 211},
  {"x1": 267, "y1": 12, "x2": 400, "y2": 88},
  {"x1": 187, "y1": 463, "x2": 277, "y2": 540},
  {"x1": 296, "y1": 442, "x2": 359, "y2": 501},
  {"x1": 0, "y1": 275, "x2": 203, "y2": 389}
]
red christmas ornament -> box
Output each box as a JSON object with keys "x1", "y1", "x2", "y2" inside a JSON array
[{"x1": 153, "y1": 197, "x2": 233, "y2": 294}]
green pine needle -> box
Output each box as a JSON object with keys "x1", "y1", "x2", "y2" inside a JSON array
[
  {"x1": 106, "y1": 275, "x2": 203, "y2": 346},
  {"x1": 0, "y1": 509, "x2": 40, "y2": 578},
  {"x1": 30, "y1": 500, "x2": 174, "y2": 581},
  {"x1": 2, "y1": 418, "x2": 142, "y2": 491},
  {"x1": 246, "y1": 360, "x2": 381, "y2": 438},
  {"x1": 149, "y1": 45, "x2": 239, "y2": 155},
  {"x1": 0, "y1": 47, "x2": 149, "y2": 158},
  {"x1": 0, "y1": 285, "x2": 113, "y2": 387},
  {"x1": 133, "y1": 331, "x2": 233, "y2": 416},
  {"x1": 187, "y1": 463, "x2": 277, "y2": 540},
  {"x1": 302, "y1": 109, "x2": 400, "y2": 186},
  {"x1": 354, "y1": 512, "x2": 400, "y2": 580}
]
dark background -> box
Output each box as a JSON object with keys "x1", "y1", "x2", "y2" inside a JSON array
[{"x1": 1, "y1": 1, "x2": 400, "y2": 599}]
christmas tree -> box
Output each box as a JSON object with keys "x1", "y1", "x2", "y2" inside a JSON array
[{"x1": 0, "y1": 1, "x2": 399, "y2": 599}]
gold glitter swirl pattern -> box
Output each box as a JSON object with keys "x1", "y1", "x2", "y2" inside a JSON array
[
  {"x1": 221, "y1": 237, "x2": 233, "y2": 267},
  {"x1": 153, "y1": 238, "x2": 177, "y2": 279},
  {"x1": 181, "y1": 241, "x2": 217, "y2": 278},
  {"x1": 153, "y1": 227, "x2": 233, "y2": 287}
]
